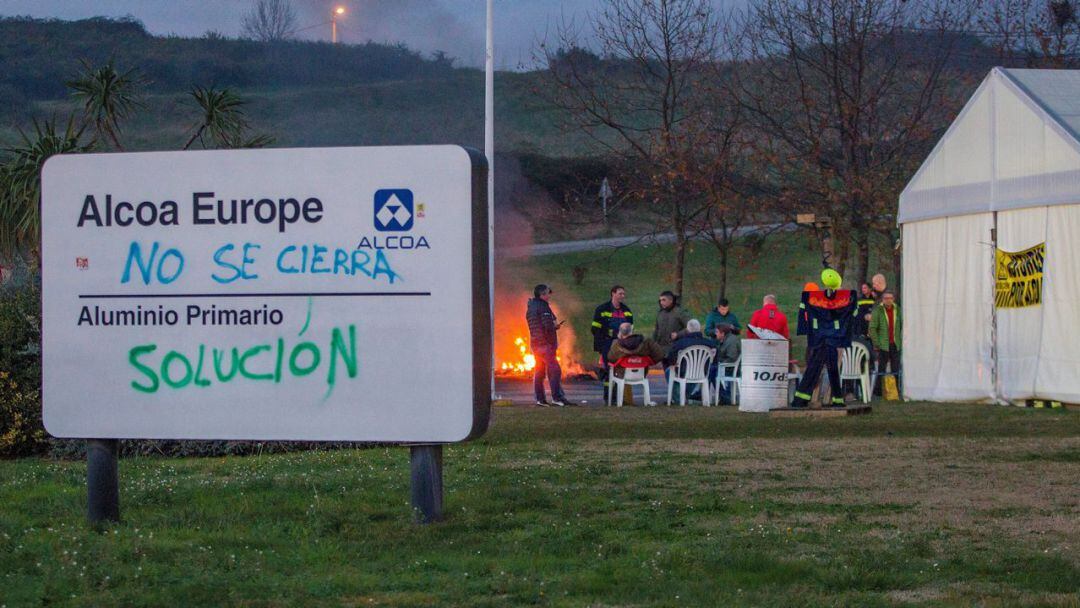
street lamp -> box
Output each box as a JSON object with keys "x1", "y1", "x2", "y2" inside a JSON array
[{"x1": 332, "y1": 6, "x2": 346, "y2": 44}]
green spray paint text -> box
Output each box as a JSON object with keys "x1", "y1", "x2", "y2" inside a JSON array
[{"x1": 128, "y1": 324, "x2": 357, "y2": 394}]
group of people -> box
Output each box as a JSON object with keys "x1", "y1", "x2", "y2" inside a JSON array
[
  {"x1": 525, "y1": 273, "x2": 902, "y2": 407},
  {"x1": 527, "y1": 283, "x2": 783, "y2": 406}
]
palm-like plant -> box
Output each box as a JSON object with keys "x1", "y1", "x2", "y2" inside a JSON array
[
  {"x1": 185, "y1": 85, "x2": 274, "y2": 150},
  {"x1": 66, "y1": 59, "x2": 144, "y2": 151},
  {"x1": 0, "y1": 117, "x2": 91, "y2": 263}
]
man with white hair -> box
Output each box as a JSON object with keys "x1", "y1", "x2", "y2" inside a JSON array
[
  {"x1": 664, "y1": 319, "x2": 718, "y2": 401},
  {"x1": 606, "y1": 322, "x2": 666, "y2": 380}
]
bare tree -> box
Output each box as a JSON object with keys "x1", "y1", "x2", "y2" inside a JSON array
[
  {"x1": 728, "y1": 0, "x2": 976, "y2": 284},
  {"x1": 540, "y1": 0, "x2": 726, "y2": 297},
  {"x1": 978, "y1": 0, "x2": 1080, "y2": 67},
  {"x1": 241, "y1": 0, "x2": 297, "y2": 43}
]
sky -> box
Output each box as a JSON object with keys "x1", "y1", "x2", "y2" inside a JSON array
[{"x1": 0, "y1": 0, "x2": 617, "y2": 69}]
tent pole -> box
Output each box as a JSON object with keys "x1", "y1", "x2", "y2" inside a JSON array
[{"x1": 991, "y1": 211, "x2": 1003, "y2": 405}]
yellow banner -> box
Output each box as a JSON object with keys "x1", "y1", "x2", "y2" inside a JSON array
[{"x1": 995, "y1": 243, "x2": 1045, "y2": 308}]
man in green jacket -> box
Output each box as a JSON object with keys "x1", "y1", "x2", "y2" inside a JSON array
[
  {"x1": 869, "y1": 291, "x2": 902, "y2": 393},
  {"x1": 705, "y1": 297, "x2": 741, "y2": 337},
  {"x1": 652, "y1": 290, "x2": 691, "y2": 354}
]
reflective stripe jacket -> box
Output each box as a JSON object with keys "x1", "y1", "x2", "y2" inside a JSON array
[
  {"x1": 852, "y1": 296, "x2": 876, "y2": 337},
  {"x1": 796, "y1": 290, "x2": 858, "y2": 349},
  {"x1": 591, "y1": 301, "x2": 633, "y2": 353}
]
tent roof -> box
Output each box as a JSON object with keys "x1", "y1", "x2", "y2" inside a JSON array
[{"x1": 899, "y1": 68, "x2": 1080, "y2": 224}]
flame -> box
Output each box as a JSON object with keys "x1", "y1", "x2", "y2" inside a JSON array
[
  {"x1": 500, "y1": 337, "x2": 537, "y2": 373},
  {"x1": 494, "y1": 294, "x2": 586, "y2": 377}
]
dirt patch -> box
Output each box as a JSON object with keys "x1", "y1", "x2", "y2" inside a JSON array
[{"x1": 546, "y1": 437, "x2": 1080, "y2": 560}]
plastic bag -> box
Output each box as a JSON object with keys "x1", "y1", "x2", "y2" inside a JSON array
[{"x1": 883, "y1": 375, "x2": 899, "y2": 401}]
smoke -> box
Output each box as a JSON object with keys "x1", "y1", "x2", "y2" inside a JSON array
[{"x1": 294, "y1": 0, "x2": 482, "y2": 65}]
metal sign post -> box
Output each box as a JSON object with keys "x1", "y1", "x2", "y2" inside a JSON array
[
  {"x1": 86, "y1": 439, "x2": 120, "y2": 524},
  {"x1": 599, "y1": 177, "x2": 612, "y2": 224},
  {"x1": 409, "y1": 445, "x2": 444, "y2": 523}
]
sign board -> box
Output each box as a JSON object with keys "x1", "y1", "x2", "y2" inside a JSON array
[
  {"x1": 738, "y1": 339, "x2": 789, "y2": 412},
  {"x1": 41, "y1": 145, "x2": 490, "y2": 442}
]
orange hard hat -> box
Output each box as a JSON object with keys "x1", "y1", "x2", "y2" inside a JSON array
[{"x1": 803, "y1": 282, "x2": 820, "y2": 292}]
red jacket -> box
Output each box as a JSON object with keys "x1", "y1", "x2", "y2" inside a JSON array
[{"x1": 747, "y1": 303, "x2": 790, "y2": 339}]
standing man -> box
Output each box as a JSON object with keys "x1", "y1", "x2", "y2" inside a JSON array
[
  {"x1": 592, "y1": 285, "x2": 633, "y2": 399},
  {"x1": 653, "y1": 290, "x2": 691, "y2": 354},
  {"x1": 526, "y1": 284, "x2": 573, "y2": 406},
  {"x1": 853, "y1": 282, "x2": 877, "y2": 339},
  {"x1": 746, "y1": 294, "x2": 790, "y2": 340},
  {"x1": 853, "y1": 282, "x2": 877, "y2": 397},
  {"x1": 869, "y1": 291, "x2": 902, "y2": 394},
  {"x1": 705, "y1": 297, "x2": 740, "y2": 337},
  {"x1": 871, "y1": 274, "x2": 887, "y2": 298}
]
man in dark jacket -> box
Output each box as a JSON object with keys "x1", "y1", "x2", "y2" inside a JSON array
[
  {"x1": 664, "y1": 319, "x2": 717, "y2": 401},
  {"x1": 526, "y1": 284, "x2": 572, "y2": 406},
  {"x1": 653, "y1": 290, "x2": 691, "y2": 354},
  {"x1": 592, "y1": 285, "x2": 633, "y2": 398}
]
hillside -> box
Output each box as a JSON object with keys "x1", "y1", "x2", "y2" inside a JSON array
[{"x1": 0, "y1": 16, "x2": 586, "y2": 155}]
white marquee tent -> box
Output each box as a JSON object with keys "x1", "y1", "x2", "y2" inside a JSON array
[{"x1": 899, "y1": 67, "x2": 1080, "y2": 404}]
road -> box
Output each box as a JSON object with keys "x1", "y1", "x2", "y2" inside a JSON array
[
  {"x1": 494, "y1": 373, "x2": 720, "y2": 407},
  {"x1": 502, "y1": 222, "x2": 792, "y2": 258}
]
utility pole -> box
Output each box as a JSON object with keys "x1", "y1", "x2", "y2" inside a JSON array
[{"x1": 485, "y1": 0, "x2": 495, "y2": 398}]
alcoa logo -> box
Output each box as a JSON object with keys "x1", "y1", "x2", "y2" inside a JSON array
[
  {"x1": 360, "y1": 189, "x2": 431, "y2": 250},
  {"x1": 374, "y1": 189, "x2": 414, "y2": 232}
]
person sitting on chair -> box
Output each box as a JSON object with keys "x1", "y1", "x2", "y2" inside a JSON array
[
  {"x1": 664, "y1": 319, "x2": 717, "y2": 401},
  {"x1": 711, "y1": 322, "x2": 741, "y2": 404},
  {"x1": 606, "y1": 323, "x2": 666, "y2": 379}
]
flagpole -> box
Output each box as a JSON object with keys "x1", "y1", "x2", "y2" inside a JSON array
[{"x1": 485, "y1": 0, "x2": 495, "y2": 397}]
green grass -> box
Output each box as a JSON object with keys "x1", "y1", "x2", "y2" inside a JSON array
[
  {"x1": 1, "y1": 403, "x2": 1077, "y2": 607},
  {"x1": 500, "y1": 232, "x2": 896, "y2": 364}
]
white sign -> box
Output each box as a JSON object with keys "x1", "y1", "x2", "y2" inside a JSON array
[
  {"x1": 738, "y1": 339, "x2": 790, "y2": 412},
  {"x1": 41, "y1": 145, "x2": 490, "y2": 442}
]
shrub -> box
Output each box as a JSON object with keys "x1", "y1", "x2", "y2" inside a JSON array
[
  {"x1": 0, "y1": 371, "x2": 44, "y2": 457},
  {"x1": 0, "y1": 278, "x2": 45, "y2": 457}
]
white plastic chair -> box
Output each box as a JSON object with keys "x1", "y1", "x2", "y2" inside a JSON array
[
  {"x1": 667, "y1": 345, "x2": 715, "y2": 406},
  {"x1": 608, "y1": 357, "x2": 654, "y2": 406},
  {"x1": 840, "y1": 342, "x2": 871, "y2": 403},
  {"x1": 713, "y1": 355, "x2": 741, "y2": 406}
]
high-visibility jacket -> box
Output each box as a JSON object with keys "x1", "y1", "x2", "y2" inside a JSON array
[
  {"x1": 796, "y1": 289, "x2": 858, "y2": 349},
  {"x1": 591, "y1": 301, "x2": 633, "y2": 353},
  {"x1": 852, "y1": 294, "x2": 877, "y2": 337}
]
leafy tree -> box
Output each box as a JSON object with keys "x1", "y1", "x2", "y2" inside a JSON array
[
  {"x1": 66, "y1": 59, "x2": 145, "y2": 151},
  {"x1": 0, "y1": 117, "x2": 91, "y2": 263},
  {"x1": 185, "y1": 85, "x2": 274, "y2": 150}
]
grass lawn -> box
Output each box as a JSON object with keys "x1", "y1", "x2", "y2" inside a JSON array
[{"x1": 1, "y1": 403, "x2": 1077, "y2": 607}]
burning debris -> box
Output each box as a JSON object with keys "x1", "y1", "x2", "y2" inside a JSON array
[{"x1": 493, "y1": 291, "x2": 587, "y2": 378}]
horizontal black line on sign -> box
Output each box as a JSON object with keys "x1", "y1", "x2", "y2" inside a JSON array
[{"x1": 78, "y1": 292, "x2": 432, "y2": 299}]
